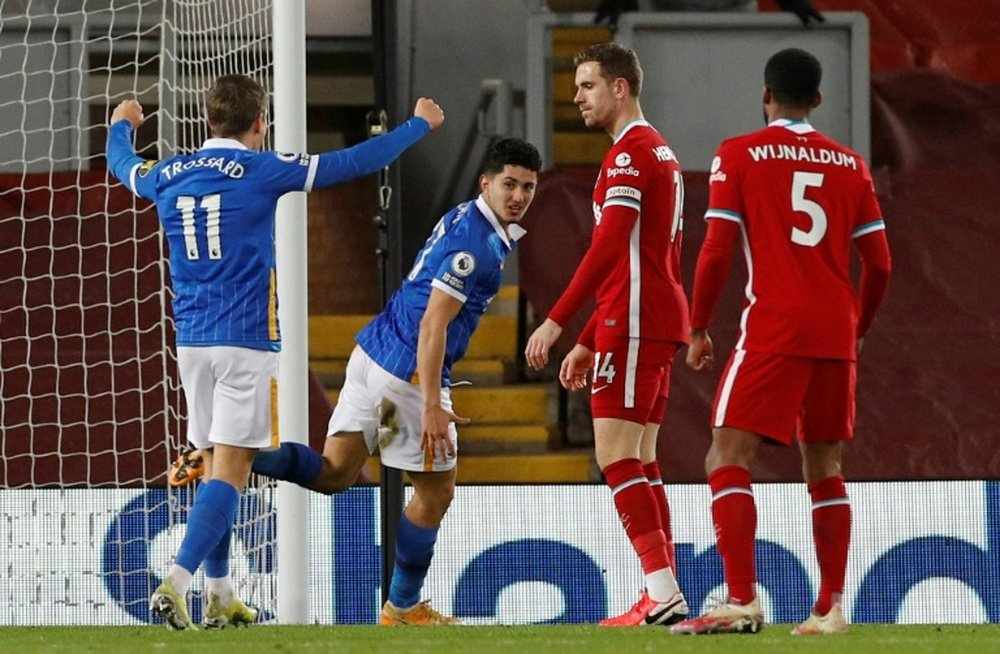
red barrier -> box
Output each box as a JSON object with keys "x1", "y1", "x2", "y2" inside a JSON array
[{"x1": 759, "y1": 0, "x2": 1000, "y2": 83}]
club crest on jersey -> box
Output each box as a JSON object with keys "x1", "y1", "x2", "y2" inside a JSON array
[
  {"x1": 614, "y1": 152, "x2": 632, "y2": 167},
  {"x1": 709, "y1": 155, "x2": 727, "y2": 183},
  {"x1": 450, "y1": 252, "x2": 476, "y2": 277},
  {"x1": 276, "y1": 152, "x2": 310, "y2": 166},
  {"x1": 137, "y1": 160, "x2": 158, "y2": 177}
]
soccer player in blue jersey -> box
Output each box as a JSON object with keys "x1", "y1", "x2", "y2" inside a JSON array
[
  {"x1": 105, "y1": 74, "x2": 444, "y2": 630},
  {"x1": 251, "y1": 137, "x2": 542, "y2": 625}
]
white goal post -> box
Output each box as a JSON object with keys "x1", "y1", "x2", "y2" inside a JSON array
[{"x1": 0, "y1": 0, "x2": 308, "y2": 625}]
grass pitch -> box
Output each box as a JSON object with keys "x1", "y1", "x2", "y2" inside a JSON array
[{"x1": 0, "y1": 624, "x2": 996, "y2": 654}]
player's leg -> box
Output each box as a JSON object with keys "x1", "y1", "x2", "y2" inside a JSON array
[
  {"x1": 642, "y1": 389, "x2": 675, "y2": 573},
  {"x1": 597, "y1": 418, "x2": 687, "y2": 625},
  {"x1": 378, "y1": 377, "x2": 460, "y2": 626},
  {"x1": 153, "y1": 346, "x2": 269, "y2": 630},
  {"x1": 673, "y1": 351, "x2": 808, "y2": 636},
  {"x1": 198, "y1": 444, "x2": 261, "y2": 628},
  {"x1": 594, "y1": 339, "x2": 686, "y2": 627},
  {"x1": 380, "y1": 468, "x2": 461, "y2": 626},
  {"x1": 792, "y1": 359, "x2": 854, "y2": 635},
  {"x1": 251, "y1": 346, "x2": 376, "y2": 493}
]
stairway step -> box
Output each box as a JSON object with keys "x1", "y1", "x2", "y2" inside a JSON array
[
  {"x1": 309, "y1": 314, "x2": 516, "y2": 360},
  {"x1": 461, "y1": 423, "x2": 551, "y2": 444},
  {"x1": 325, "y1": 384, "x2": 552, "y2": 425},
  {"x1": 551, "y1": 23, "x2": 611, "y2": 47},
  {"x1": 363, "y1": 451, "x2": 593, "y2": 483},
  {"x1": 460, "y1": 424, "x2": 554, "y2": 455},
  {"x1": 553, "y1": 103, "x2": 586, "y2": 130},
  {"x1": 553, "y1": 131, "x2": 610, "y2": 166},
  {"x1": 484, "y1": 284, "x2": 520, "y2": 317},
  {"x1": 451, "y1": 385, "x2": 552, "y2": 424}
]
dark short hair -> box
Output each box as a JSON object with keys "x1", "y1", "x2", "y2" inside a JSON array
[
  {"x1": 482, "y1": 138, "x2": 543, "y2": 176},
  {"x1": 573, "y1": 42, "x2": 643, "y2": 97},
  {"x1": 764, "y1": 48, "x2": 822, "y2": 108},
  {"x1": 206, "y1": 74, "x2": 268, "y2": 137}
]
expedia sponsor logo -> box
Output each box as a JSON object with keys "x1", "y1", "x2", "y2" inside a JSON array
[
  {"x1": 137, "y1": 160, "x2": 158, "y2": 177},
  {"x1": 614, "y1": 152, "x2": 632, "y2": 167},
  {"x1": 709, "y1": 156, "x2": 727, "y2": 183},
  {"x1": 606, "y1": 166, "x2": 640, "y2": 178}
]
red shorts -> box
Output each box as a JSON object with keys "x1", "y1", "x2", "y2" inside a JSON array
[
  {"x1": 590, "y1": 337, "x2": 680, "y2": 425},
  {"x1": 712, "y1": 349, "x2": 856, "y2": 445}
]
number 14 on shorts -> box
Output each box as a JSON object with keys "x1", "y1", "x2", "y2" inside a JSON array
[{"x1": 593, "y1": 351, "x2": 617, "y2": 390}]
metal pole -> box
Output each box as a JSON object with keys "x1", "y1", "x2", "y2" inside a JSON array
[
  {"x1": 371, "y1": 0, "x2": 405, "y2": 607},
  {"x1": 273, "y1": 0, "x2": 309, "y2": 624}
]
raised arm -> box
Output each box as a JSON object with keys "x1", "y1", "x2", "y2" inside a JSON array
[
  {"x1": 105, "y1": 99, "x2": 148, "y2": 195},
  {"x1": 310, "y1": 97, "x2": 445, "y2": 188}
]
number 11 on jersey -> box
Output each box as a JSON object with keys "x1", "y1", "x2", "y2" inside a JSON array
[{"x1": 176, "y1": 194, "x2": 222, "y2": 260}]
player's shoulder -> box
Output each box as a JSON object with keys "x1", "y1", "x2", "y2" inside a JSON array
[
  {"x1": 257, "y1": 150, "x2": 312, "y2": 166},
  {"x1": 605, "y1": 122, "x2": 672, "y2": 174}
]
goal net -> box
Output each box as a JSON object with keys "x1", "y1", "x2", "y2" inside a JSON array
[{"x1": 0, "y1": 0, "x2": 278, "y2": 626}]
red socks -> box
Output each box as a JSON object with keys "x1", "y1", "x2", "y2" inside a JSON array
[
  {"x1": 708, "y1": 465, "x2": 756, "y2": 605},
  {"x1": 643, "y1": 461, "x2": 676, "y2": 574},
  {"x1": 604, "y1": 458, "x2": 671, "y2": 575},
  {"x1": 809, "y1": 475, "x2": 851, "y2": 616}
]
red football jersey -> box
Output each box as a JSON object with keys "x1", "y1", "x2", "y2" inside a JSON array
[
  {"x1": 549, "y1": 120, "x2": 690, "y2": 344},
  {"x1": 704, "y1": 119, "x2": 885, "y2": 359}
]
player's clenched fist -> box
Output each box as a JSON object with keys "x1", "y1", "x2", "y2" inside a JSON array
[
  {"x1": 413, "y1": 97, "x2": 444, "y2": 130},
  {"x1": 110, "y1": 99, "x2": 145, "y2": 129}
]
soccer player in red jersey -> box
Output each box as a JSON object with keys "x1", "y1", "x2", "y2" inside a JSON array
[
  {"x1": 525, "y1": 42, "x2": 690, "y2": 627},
  {"x1": 670, "y1": 48, "x2": 892, "y2": 637}
]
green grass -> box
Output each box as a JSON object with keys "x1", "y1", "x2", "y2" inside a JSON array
[{"x1": 0, "y1": 624, "x2": 997, "y2": 654}]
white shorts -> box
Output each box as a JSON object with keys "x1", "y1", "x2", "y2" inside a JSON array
[
  {"x1": 327, "y1": 346, "x2": 457, "y2": 472},
  {"x1": 177, "y1": 345, "x2": 278, "y2": 451}
]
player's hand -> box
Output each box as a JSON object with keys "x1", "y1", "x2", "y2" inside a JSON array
[
  {"x1": 414, "y1": 97, "x2": 444, "y2": 130},
  {"x1": 559, "y1": 344, "x2": 593, "y2": 391},
  {"x1": 420, "y1": 404, "x2": 468, "y2": 461},
  {"x1": 686, "y1": 328, "x2": 715, "y2": 372},
  {"x1": 524, "y1": 318, "x2": 563, "y2": 370},
  {"x1": 110, "y1": 99, "x2": 145, "y2": 129}
]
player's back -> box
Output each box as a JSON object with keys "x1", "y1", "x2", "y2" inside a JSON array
[
  {"x1": 594, "y1": 122, "x2": 689, "y2": 343},
  {"x1": 140, "y1": 144, "x2": 299, "y2": 350},
  {"x1": 709, "y1": 120, "x2": 882, "y2": 358}
]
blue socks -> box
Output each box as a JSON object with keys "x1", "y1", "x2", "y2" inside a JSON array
[
  {"x1": 175, "y1": 479, "x2": 240, "y2": 574},
  {"x1": 251, "y1": 442, "x2": 324, "y2": 486},
  {"x1": 195, "y1": 482, "x2": 234, "y2": 578},
  {"x1": 387, "y1": 514, "x2": 439, "y2": 609}
]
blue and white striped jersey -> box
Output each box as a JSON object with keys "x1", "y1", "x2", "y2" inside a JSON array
[
  {"x1": 357, "y1": 196, "x2": 522, "y2": 386},
  {"x1": 106, "y1": 117, "x2": 429, "y2": 350}
]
